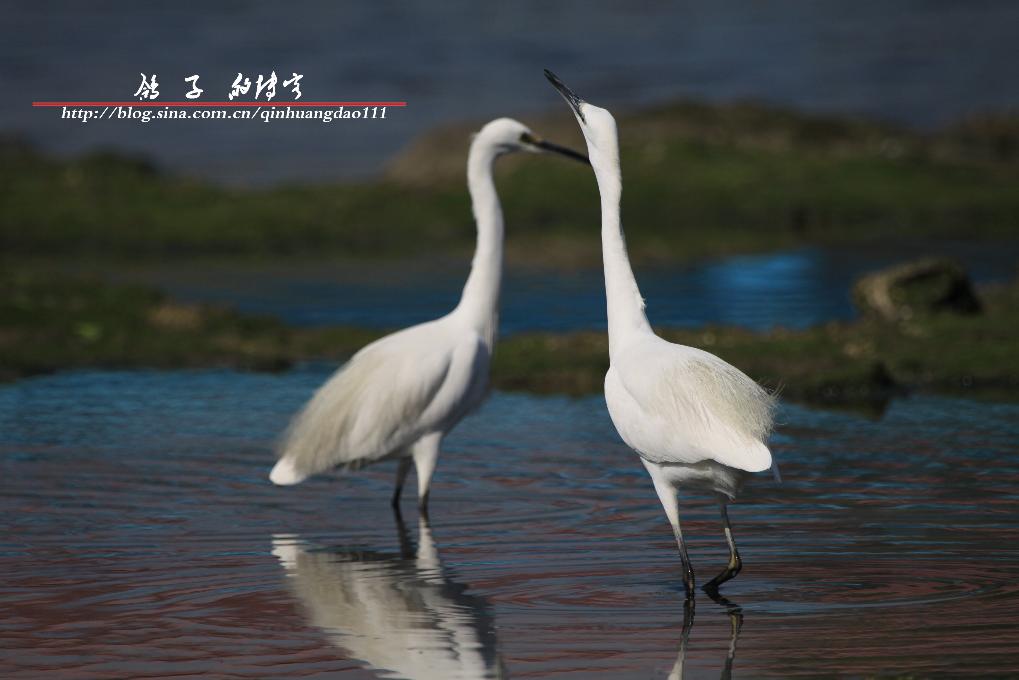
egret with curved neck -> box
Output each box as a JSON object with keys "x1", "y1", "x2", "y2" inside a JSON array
[
  {"x1": 270, "y1": 118, "x2": 588, "y2": 514},
  {"x1": 546, "y1": 70, "x2": 777, "y2": 599}
]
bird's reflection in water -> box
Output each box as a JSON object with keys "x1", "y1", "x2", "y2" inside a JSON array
[
  {"x1": 272, "y1": 514, "x2": 506, "y2": 679},
  {"x1": 668, "y1": 594, "x2": 743, "y2": 680}
]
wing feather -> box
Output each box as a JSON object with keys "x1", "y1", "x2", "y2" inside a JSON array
[
  {"x1": 608, "y1": 339, "x2": 776, "y2": 472},
  {"x1": 276, "y1": 323, "x2": 456, "y2": 480}
]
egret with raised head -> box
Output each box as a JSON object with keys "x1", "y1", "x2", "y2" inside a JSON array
[{"x1": 545, "y1": 70, "x2": 777, "y2": 598}]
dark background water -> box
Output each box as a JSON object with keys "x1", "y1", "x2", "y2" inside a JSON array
[
  {"x1": 5, "y1": 1, "x2": 1019, "y2": 183},
  {"x1": 131, "y1": 242, "x2": 1017, "y2": 333},
  {"x1": 2, "y1": 368, "x2": 1018, "y2": 677}
]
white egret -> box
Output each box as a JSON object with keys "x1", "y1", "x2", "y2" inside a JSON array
[
  {"x1": 545, "y1": 70, "x2": 777, "y2": 597},
  {"x1": 270, "y1": 118, "x2": 588, "y2": 513}
]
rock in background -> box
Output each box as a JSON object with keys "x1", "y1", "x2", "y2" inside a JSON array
[{"x1": 852, "y1": 258, "x2": 982, "y2": 322}]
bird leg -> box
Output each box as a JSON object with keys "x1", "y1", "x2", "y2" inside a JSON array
[
  {"x1": 392, "y1": 502, "x2": 414, "y2": 559},
  {"x1": 671, "y1": 522, "x2": 696, "y2": 600},
  {"x1": 412, "y1": 433, "x2": 442, "y2": 516},
  {"x1": 643, "y1": 461, "x2": 696, "y2": 598},
  {"x1": 703, "y1": 498, "x2": 742, "y2": 594},
  {"x1": 391, "y1": 457, "x2": 412, "y2": 509}
]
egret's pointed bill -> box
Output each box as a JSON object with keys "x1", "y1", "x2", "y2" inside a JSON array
[
  {"x1": 544, "y1": 69, "x2": 586, "y2": 122},
  {"x1": 527, "y1": 135, "x2": 589, "y2": 164}
]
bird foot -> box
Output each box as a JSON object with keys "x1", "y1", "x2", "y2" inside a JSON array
[
  {"x1": 703, "y1": 554, "x2": 742, "y2": 594},
  {"x1": 702, "y1": 569, "x2": 740, "y2": 596}
]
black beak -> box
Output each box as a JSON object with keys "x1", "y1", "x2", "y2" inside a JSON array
[
  {"x1": 520, "y1": 132, "x2": 589, "y2": 165},
  {"x1": 534, "y1": 138, "x2": 590, "y2": 165},
  {"x1": 544, "y1": 69, "x2": 586, "y2": 123}
]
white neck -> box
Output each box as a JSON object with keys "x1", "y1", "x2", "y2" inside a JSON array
[
  {"x1": 593, "y1": 156, "x2": 652, "y2": 360},
  {"x1": 453, "y1": 138, "x2": 504, "y2": 346}
]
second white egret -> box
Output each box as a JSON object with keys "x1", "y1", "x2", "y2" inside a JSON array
[{"x1": 270, "y1": 118, "x2": 588, "y2": 513}]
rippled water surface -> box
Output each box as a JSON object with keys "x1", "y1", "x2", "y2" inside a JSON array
[{"x1": 3, "y1": 368, "x2": 1018, "y2": 678}]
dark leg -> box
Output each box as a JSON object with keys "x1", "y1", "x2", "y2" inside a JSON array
[
  {"x1": 703, "y1": 498, "x2": 742, "y2": 594},
  {"x1": 644, "y1": 460, "x2": 697, "y2": 598},
  {"x1": 392, "y1": 503, "x2": 414, "y2": 559},
  {"x1": 391, "y1": 458, "x2": 412, "y2": 509},
  {"x1": 673, "y1": 523, "x2": 696, "y2": 600}
]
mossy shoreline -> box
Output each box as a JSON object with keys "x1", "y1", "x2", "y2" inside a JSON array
[
  {"x1": 3, "y1": 271, "x2": 1016, "y2": 411},
  {"x1": 4, "y1": 99, "x2": 1019, "y2": 266}
]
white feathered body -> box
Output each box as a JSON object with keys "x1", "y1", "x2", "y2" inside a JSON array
[
  {"x1": 268, "y1": 119, "x2": 564, "y2": 491},
  {"x1": 561, "y1": 98, "x2": 777, "y2": 498},
  {"x1": 276, "y1": 313, "x2": 490, "y2": 481},
  {"x1": 604, "y1": 333, "x2": 776, "y2": 497}
]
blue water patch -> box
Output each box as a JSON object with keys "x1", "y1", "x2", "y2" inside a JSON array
[{"x1": 145, "y1": 243, "x2": 1018, "y2": 333}]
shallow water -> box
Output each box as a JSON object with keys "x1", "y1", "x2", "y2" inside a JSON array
[
  {"x1": 3, "y1": 368, "x2": 1018, "y2": 677},
  {"x1": 138, "y1": 243, "x2": 1017, "y2": 333}
]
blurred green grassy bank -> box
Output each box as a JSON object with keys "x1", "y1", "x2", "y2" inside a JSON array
[{"x1": 3, "y1": 101, "x2": 1018, "y2": 265}]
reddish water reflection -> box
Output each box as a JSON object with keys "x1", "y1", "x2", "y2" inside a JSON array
[{"x1": 2, "y1": 370, "x2": 1018, "y2": 678}]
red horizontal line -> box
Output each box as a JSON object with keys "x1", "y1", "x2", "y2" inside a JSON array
[{"x1": 32, "y1": 101, "x2": 407, "y2": 107}]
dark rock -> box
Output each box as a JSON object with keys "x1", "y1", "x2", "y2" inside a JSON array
[{"x1": 852, "y1": 258, "x2": 982, "y2": 322}]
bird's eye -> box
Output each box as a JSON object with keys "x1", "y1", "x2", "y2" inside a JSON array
[{"x1": 519, "y1": 132, "x2": 536, "y2": 145}]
